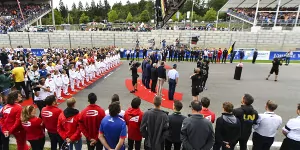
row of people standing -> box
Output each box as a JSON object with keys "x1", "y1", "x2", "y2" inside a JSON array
[{"x1": 126, "y1": 47, "x2": 240, "y2": 63}]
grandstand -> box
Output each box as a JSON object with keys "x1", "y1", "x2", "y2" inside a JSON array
[
  {"x1": 217, "y1": 0, "x2": 300, "y2": 31},
  {"x1": 0, "y1": 0, "x2": 52, "y2": 33}
]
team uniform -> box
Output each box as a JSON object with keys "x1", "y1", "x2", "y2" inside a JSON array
[
  {"x1": 99, "y1": 116, "x2": 127, "y2": 150},
  {"x1": 21, "y1": 117, "x2": 45, "y2": 150}
]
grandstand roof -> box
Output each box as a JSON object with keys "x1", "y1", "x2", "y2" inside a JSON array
[{"x1": 219, "y1": 0, "x2": 300, "y2": 12}]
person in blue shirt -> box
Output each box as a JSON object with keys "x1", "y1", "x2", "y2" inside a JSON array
[
  {"x1": 39, "y1": 64, "x2": 48, "y2": 78},
  {"x1": 99, "y1": 101, "x2": 127, "y2": 150}
]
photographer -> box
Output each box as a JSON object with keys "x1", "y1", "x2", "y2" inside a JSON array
[
  {"x1": 266, "y1": 58, "x2": 282, "y2": 82},
  {"x1": 0, "y1": 68, "x2": 12, "y2": 103},
  {"x1": 190, "y1": 68, "x2": 202, "y2": 101},
  {"x1": 34, "y1": 77, "x2": 51, "y2": 117},
  {"x1": 201, "y1": 60, "x2": 209, "y2": 90},
  {"x1": 28, "y1": 65, "x2": 40, "y2": 100},
  {"x1": 130, "y1": 61, "x2": 140, "y2": 93}
]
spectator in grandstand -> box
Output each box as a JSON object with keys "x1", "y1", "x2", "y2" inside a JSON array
[
  {"x1": 99, "y1": 101, "x2": 127, "y2": 150},
  {"x1": 21, "y1": 105, "x2": 45, "y2": 150},
  {"x1": 140, "y1": 96, "x2": 169, "y2": 150},
  {"x1": 181, "y1": 100, "x2": 215, "y2": 150},
  {"x1": 214, "y1": 102, "x2": 241, "y2": 150},
  {"x1": 285, "y1": 50, "x2": 293, "y2": 66},
  {"x1": 280, "y1": 103, "x2": 300, "y2": 150},
  {"x1": 105, "y1": 94, "x2": 125, "y2": 117},
  {"x1": 79, "y1": 93, "x2": 105, "y2": 150},
  {"x1": 41, "y1": 95, "x2": 64, "y2": 150},
  {"x1": 232, "y1": 94, "x2": 258, "y2": 150},
  {"x1": 252, "y1": 100, "x2": 282, "y2": 150},
  {"x1": 57, "y1": 98, "x2": 82, "y2": 150},
  {"x1": 266, "y1": 57, "x2": 282, "y2": 82},
  {"x1": 12, "y1": 61, "x2": 29, "y2": 100},
  {"x1": 0, "y1": 91, "x2": 29, "y2": 150},
  {"x1": 165, "y1": 100, "x2": 186, "y2": 150},
  {"x1": 200, "y1": 97, "x2": 216, "y2": 123},
  {"x1": 124, "y1": 97, "x2": 143, "y2": 150}
]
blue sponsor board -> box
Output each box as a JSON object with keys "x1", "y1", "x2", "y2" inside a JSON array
[{"x1": 269, "y1": 51, "x2": 300, "y2": 60}]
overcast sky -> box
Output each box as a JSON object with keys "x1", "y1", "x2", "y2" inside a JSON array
[{"x1": 53, "y1": 0, "x2": 141, "y2": 9}]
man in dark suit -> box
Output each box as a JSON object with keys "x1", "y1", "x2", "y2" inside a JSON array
[
  {"x1": 165, "y1": 100, "x2": 186, "y2": 150},
  {"x1": 142, "y1": 57, "x2": 149, "y2": 86},
  {"x1": 145, "y1": 60, "x2": 152, "y2": 89},
  {"x1": 252, "y1": 49, "x2": 258, "y2": 64},
  {"x1": 151, "y1": 63, "x2": 158, "y2": 93},
  {"x1": 222, "y1": 48, "x2": 228, "y2": 64}
]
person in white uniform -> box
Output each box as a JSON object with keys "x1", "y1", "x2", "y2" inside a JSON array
[
  {"x1": 252, "y1": 100, "x2": 282, "y2": 150},
  {"x1": 280, "y1": 104, "x2": 300, "y2": 150}
]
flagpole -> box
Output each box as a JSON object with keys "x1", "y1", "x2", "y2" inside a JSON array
[{"x1": 16, "y1": 0, "x2": 24, "y2": 21}]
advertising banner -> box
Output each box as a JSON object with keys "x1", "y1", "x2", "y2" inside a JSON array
[{"x1": 269, "y1": 51, "x2": 300, "y2": 60}]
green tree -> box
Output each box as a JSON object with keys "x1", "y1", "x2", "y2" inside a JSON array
[
  {"x1": 71, "y1": 2, "x2": 76, "y2": 10},
  {"x1": 126, "y1": 12, "x2": 133, "y2": 22},
  {"x1": 85, "y1": 2, "x2": 90, "y2": 11},
  {"x1": 59, "y1": 0, "x2": 68, "y2": 18},
  {"x1": 140, "y1": 10, "x2": 150, "y2": 22},
  {"x1": 80, "y1": 13, "x2": 90, "y2": 24},
  {"x1": 103, "y1": 0, "x2": 111, "y2": 19},
  {"x1": 207, "y1": 0, "x2": 228, "y2": 12},
  {"x1": 45, "y1": 8, "x2": 64, "y2": 25},
  {"x1": 107, "y1": 10, "x2": 118, "y2": 22},
  {"x1": 204, "y1": 8, "x2": 217, "y2": 21},
  {"x1": 78, "y1": 1, "x2": 83, "y2": 11}
]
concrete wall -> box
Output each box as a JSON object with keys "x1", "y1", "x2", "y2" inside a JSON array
[{"x1": 0, "y1": 30, "x2": 299, "y2": 51}]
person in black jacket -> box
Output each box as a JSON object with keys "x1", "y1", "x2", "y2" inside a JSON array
[
  {"x1": 212, "y1": 49, "x2": 217, "y2": 64},
  {"x1": 130, "y1": 62, "x2": 139, "y2": 93},
  {"x1": 252, "y1": 49, "x2": 258, "y2": 64},
  {"x1": 143, "y1": 48, "x2": 147, "y2": 59},
  {"x1": 140, "y1": 96, "x2": 169, "y2": 150},
  {"x1": 165, "y1": 100, "x2": 186, "y2": 150},
  {"x1": 145, "y1": 60, "x2": 152, "y2": 89},
  {"x1": 141, "y1": 57, "x2": 149, "y2": 86},
  {"x1": 181, "y1": 100, "x2": 215, "y2": 150},
  {"x1": 232, "y1": 94, "x2": 258, "y2": 150},
  {"x1": 201, "y1": 60, "x2": 209, "y2": 90},
  {"x1": 222, "y1": 48, "x2": 228, "y2": 64},
  {"x1": 157, "y1": 62, "x2": 166, "y2": 96},
  {"x1": 214, "y1": 102, "x2": 241, "y2": 150},
  {"x1": 190, "y1": 68, "x2": 202, "y2": 101},
  {"x1": 266, "y1": 58, "x2": 281, "y2": 82},
  {"x1": 151, "y1": 63, "x2": 158, "y2": 93}
]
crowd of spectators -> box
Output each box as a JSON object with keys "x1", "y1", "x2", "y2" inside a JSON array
[
  {"x1": 0, "y1": 3, "x2": 51, "y2": 34},
  {"x1": 228, "y1": 7, "x2": 300, "y2": 25}
]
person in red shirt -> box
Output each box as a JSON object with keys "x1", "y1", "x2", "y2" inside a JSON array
[
  {"x1": 0, "y1": 91, "x2": 29, "y2": 150},
  {"x1": 21, "y1": 105, "x2": 45, "y2": 150},
  {"x1": 124, "y1": 97, "x2": 143, "y2": 150},
  {"x1": 57, "y1": 97, "x2": 82, "y2": 150},
  {"x1": 217, "y1": 48, "x2": 223, "y2": 63},
  {"x1": 200, "y1": 97, "x2": 216, "y2": 123},
  {"x1": 41, "y1": 95, "x2": 64, "y2": 150},
  {"x1": 79, "y1": 93, "x2": 105, "y2": 150}
]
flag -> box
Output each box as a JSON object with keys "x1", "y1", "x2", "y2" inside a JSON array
[{"x1": 228, "y1": 41, "x2": 236, "y2": 54}]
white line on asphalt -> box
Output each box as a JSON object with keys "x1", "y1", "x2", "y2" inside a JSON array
[
  {"x1": 104, "y1": 72, "x2": 114, "y2": 79},
  {"x1": 236, "y1": 140, "x2": 282, "y2": 147}
]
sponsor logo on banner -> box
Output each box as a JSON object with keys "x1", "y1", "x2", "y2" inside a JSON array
[
  {"x1": 245, "y1": 51, "x2": 270, "y2": 60},
  {"x1": 269, "y1": 51, "x2": 300, "y2": 60}
]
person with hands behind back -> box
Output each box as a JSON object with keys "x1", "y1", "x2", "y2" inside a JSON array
[
  {"x1": 79, "y1": 93, "x2": 106, "y2": 150},
  {"x1": 99, "y1": 101, "x2": 127, "y2": 150},
  {"x1": 213, "y1": 102, "x2": 241, "y2": 150},
  {"x1": 190, "y1": 68, "x2": 202, "y2": 101},
  {"x1": 57, "y1": 97, "x2": 82, "y2": 150},
  {"x1": 21, "y1": 105, "x2": 45, "y2": 150}
]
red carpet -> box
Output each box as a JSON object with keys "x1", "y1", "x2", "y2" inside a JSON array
[
  {"x1": 137, "y1": 64, "x2": 172, "y2": 73},
  {"x1": 20, "y1": 63, "x2": 122, "y2": 107},
  {"x1": 125, "y1": 79, "x2": 183, "y2": 109}
]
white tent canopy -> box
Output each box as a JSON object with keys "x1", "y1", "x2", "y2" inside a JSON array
[{"x1": 219, "y1": 0, "x2": 300, "y2": 12}]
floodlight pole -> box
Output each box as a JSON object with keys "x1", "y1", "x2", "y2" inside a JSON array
[
  {"x1": 253, "y1": 0, "x2": 260, "y2": 26},
  {"x1": 51, "y1": 0, "x2": 56, "y2": 29},
  {"x1": 295, "y1": 5, "x2": 300, "y2": 27},
  {"x1": 216, "y1": 11, "x2": 220, "y2": 29},
  {"x1": 274, "y1": 0, "x2": 281, "y2": 27}
]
